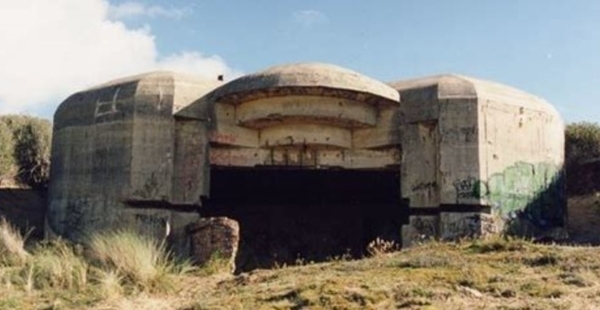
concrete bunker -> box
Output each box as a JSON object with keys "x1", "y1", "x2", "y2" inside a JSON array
[
  {"x1": 185, "y1": 63, "x2": 405, "y2": 269},
  {"x1": 390, "y1": 75, "x2": 566, "y2": 244},
  {"x1": 48, "y1": 63, "x2": 567, "y2": 271}
]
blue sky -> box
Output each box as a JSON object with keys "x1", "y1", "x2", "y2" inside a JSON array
[{"x1": 0, "y1": 0, "x2": 598, "y2": 122}]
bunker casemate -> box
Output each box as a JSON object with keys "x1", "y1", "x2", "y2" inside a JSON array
[{"x1": 48, "y1": 63, "x2": 565, "y2": 270}]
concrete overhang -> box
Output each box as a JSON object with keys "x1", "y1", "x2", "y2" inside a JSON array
[
  {"x1": 207, "y1": 62, "x2": 400, "y2": 105},
  {"x1": 389, "y1": 74, "x2": 560, "y2": 117}
]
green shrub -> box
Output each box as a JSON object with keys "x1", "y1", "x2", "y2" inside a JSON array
[
  {"x1": 0, "y1": 122, "x2": 15, "y2": 178},
  {"x1": 565, "y1": 122, "x2": 600, "y2": 169},
  {"x1": 0, "y1": 115, "x2": 51, "y2": 188}
]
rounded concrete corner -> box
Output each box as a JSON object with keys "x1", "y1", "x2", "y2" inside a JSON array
[
  {"x1": 458, "y1": 75, "x2": 562, "y2": 118},
  {"x1": 388, "y1": 74, "x2": 478, "y2": 100},
  {"x1": 389, "y1": 74, "x2": 563, "y2": 120},
  {"x1": 54, "y1": 71, "x2": 222, "y2": 129}
]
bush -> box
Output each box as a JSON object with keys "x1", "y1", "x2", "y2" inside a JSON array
[
  {"x1": 0, "y1": 122, "x2": 15, "y2": 179},
  {"x1": 0, "y1": 115, "x2": 51, "y2": 188},
  {"x1": 565, "y1": 122, "x2": 600, "y2": 169}
]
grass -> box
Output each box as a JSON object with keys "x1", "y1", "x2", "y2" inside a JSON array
[
  {"x1": 89, "y1": 230, "x2": 194, "y2": 292},
  {"x1": 28, "y1": 239, "x2": 89, "y2": 291},
  {"x1": 0, "y1": 221, "x2": 194, "y2": 309},
  {"x1": 196, "y1": 250, "x2": 234, "y2": 276},
  {"x1": 4, "y1": 220, "x2": 600, "y2": 309},
  {"x1": 182, "y1": 238, "x2": 600, "y2": 310},
  {"x1": 0, "y1": 217, "x2": 29, "y2": 265}
]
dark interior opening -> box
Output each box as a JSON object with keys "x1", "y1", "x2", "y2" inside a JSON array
[{"x1": 201, "y1": 167, "x2": 406, "y2": 272}]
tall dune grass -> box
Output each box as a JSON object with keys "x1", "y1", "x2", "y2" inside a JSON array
[
  {"x1": 0, "y1": 217, "x2": 29, "y2": 266},
  {"x1": 1, "y1": 219, "x2": 194, "y2": 303},
  {"x1": 89, "y1": 230, "x2": 193, "y2": 292},
  {"x1": 28, "y1": 240, "x2": 89, "y2": 291}
]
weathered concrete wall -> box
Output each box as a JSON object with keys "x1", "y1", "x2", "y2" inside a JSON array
[
  {"x1": 172, "y1": 119, "x2": 210, "y2": 204},
  {"x1": 391, "y1": 75, "x2": 565, "y2": 245},
  {"x1": 49, "y1": 79, "x2": 138, "y2": 240},
  {"x1": 475, "y1": 79, "x2": 565, "y2": 237},
  {"x1": 48, "y1": 72, "x2": 220, "y2": 251}
]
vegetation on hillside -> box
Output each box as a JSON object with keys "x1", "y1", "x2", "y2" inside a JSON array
[
  {"x1": 182, "y1": 239, "x2": 600, "y2": 309},
  {"x1": 0, "y1": 219, "x2": 197, "y2": 309},
  {"x1": 0, "y1": 115, "x2": 51, "y2": 188},
  {"x1": 565, "y1": 121, "x2": 600, "y2": 170},
  {"x1": 0, "y1": 121, "x2": 15, "y2": 178},
  {"x1": 3, "y1": 216, "x2": 600, "y2": 309}
]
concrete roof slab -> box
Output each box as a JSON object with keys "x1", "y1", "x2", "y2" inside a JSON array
[{"x1": 210, "y1": 63, "x2": 400, "y2": 105}]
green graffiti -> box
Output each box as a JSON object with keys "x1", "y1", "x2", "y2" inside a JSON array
[
  {"x1": 454, "y1": 162, "x2": 565, "y2": 228},
  {"x1": 486, "y1": 162, "x2": 561, "y2": 217}
]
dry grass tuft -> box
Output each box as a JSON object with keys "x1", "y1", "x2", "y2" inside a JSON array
[
  {"x1": 29, "y1": 239, "x2": 89, "y2": 291},
  {"x1": 366, "y1": 237, "x2": 399, "y2": 256},
  {"x1": 197, "y1": 251, "x2": 232, "y2": 276},
  {"x1": 94, "y1": 268, "x2": 124, "y2": 300},
  {"x1": 0, "y1": 217, "x2": 29, "y2": 266},
  {"x1": 89, "y1": 230, "x2": 192, "y2": 292}
]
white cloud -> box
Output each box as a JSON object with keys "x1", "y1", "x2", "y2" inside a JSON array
[
  {"x1": 158, "y1": 52, "x2": 244, "y2": 79},
  {"x1": 292, "y1": 10, "x2": 328, "y2": 28},
  {"x1": 108, "y1": 1, "x2": 189, "y2": 20},
  {"x1": 0, "y1": 0, "x2": 238, "y2": 116}
]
